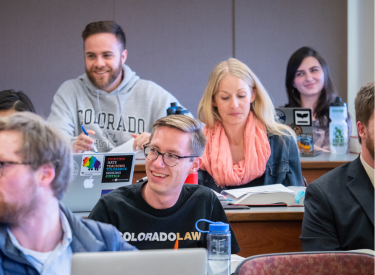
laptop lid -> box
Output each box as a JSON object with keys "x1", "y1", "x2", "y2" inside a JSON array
[
  {"x1": 61, "y1": 152, "x2": 135, "y2": 212},
  {"x1": 275, "y1": 107, "x2": 321, "y2": 157},
  {"x1": 71, "y1": 248, "x2": 207, "y2": 275}
]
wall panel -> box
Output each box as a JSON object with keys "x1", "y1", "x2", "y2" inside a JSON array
[{"x1": 235, "y1": 0, "x2": 347, "y2": 106}]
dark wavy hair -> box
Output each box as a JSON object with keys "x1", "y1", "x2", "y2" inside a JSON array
[
  {"x1": 285, "y1": 47, "x2": 336, "y2": 125},
  {"x1": 0, "y1": 89, "x2": 36, "y2": 113}
]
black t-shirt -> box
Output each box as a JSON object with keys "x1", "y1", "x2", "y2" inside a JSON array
[{"x1": 89, "y1": 182, "x2": 240, "y2": 253}]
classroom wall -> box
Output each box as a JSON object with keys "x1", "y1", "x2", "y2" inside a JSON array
[
  {"x1": 348, "y1": 0, "x2": 375, "y2": 132},
  {"x1": 0, "y1": 0, "x2": 347, "y2": 117}
]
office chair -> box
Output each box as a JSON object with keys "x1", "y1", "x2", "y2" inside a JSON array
[{"x1": 235, "y1": 251, "x2": 374, "y2": 275}]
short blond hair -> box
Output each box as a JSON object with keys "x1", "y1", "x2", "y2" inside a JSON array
[
  {"x1": 149, "y1": 115, "x2": 206, "y2": 157},
  {"x1": 0, "y1": 112, "x2": 71, "y2": 200},
  {"x1": 198, "y1": 58, "x2": 295, "y2": 138}
]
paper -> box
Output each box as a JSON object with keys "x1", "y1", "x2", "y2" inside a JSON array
[
  {"x1": 222, "y1": 184, "x2": 295, "y2": 199},
  {"x1": 108, "y1": 138, "x2": 145, "y2": 159},
  {"x1": 231, "y1": 254, "x2": 245, "y2": 273}
]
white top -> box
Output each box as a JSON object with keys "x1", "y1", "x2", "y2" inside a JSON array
[{"x1": 8, "y1": 210, "x2": 73, "y2": 275}]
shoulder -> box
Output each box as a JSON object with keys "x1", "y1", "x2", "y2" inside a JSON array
[
  {"x1": 57, "y1": 78, "x2": 82, "y2": 92},
  {"x1": 80, "y1": 219, "x2": 136, "y2": 251},
  {"x1": 99, "y1": 184, "x2": 140, "y2": 204},
  {"x1": 183, "y1": 184, "x2": 217, "y2": 200},
  {"x1": 134, "y1": 79, "x2": 175, "y2": 97},
  {"x1": 307, "y1": 160, "x2": 353, "y2": 194},
  {"x1": 267, "y1": 132, "x2": 297, "y2": 153}
]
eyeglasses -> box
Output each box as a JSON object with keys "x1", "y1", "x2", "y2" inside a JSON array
[
  {"x1": 0, "y1": 161, "x2": 31, "y2": 178},
  {"x1": 143, "y1": 144, "x2": 197, "y2": 167}
]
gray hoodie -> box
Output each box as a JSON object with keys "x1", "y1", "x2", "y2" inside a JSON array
[{"x1": 48, "y1": 64, "x2": 184, "y2": 152}]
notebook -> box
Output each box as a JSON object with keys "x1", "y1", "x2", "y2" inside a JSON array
[
  {"x1": 71, "y1": 248, "x2": 207, "y2": 275},
  {"x1": 61, "y1": 152, "x2": 135, "y2": 212},
  {"x1": 275, "y1": 107, "x2": 322, "y2": 157}
]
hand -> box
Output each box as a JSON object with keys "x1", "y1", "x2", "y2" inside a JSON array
[
  {"x1": 73, "y1": 130, "x2": 95, "y2": 153},
  {"x1": 132, "y1": 132, "x2": 151, "y2": 151},
  {"x1": 313, "y1": 144, "x2": 330, "y2": 153}
]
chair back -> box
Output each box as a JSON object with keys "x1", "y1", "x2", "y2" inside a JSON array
[{"x1": 235, "y1": 251, "x2": 374, "y2": 275}]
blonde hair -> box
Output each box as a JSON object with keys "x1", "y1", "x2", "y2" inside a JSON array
[
  {"x1": 198, "y1": 58, "x2": 295, "y2": 139},
  {"x1": 149, "y1": 115, "x2": 206, "y2": 157}
]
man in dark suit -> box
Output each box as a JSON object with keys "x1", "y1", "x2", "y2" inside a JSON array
[{"x1": 301, "y1": 82, "x2": 374, "y2": 251}]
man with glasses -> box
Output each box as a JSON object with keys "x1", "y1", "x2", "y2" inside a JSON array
[
  {"x1": 0, "y1": 112, "x2": 136, "y2": 274},
  {"x1": 89, "y1": 115, "x2": 240, "y2": 252}
]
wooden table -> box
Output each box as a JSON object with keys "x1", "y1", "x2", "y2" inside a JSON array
[
  {"x1": 225, "y1": 207, "x2": 304, "y2": 258},
  {"x1": 300, "y1": 153, "x2": 358, "y2": 183},
  {"x1": 132, "y1": 153, "x2": 359, "y2": 184}
]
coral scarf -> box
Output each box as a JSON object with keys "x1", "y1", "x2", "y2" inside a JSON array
[{"x1": 201, "y1": 112, "x2": 271, "y2": 187}]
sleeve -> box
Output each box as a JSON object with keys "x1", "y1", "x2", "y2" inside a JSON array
[
  {"x1": 285, "y1": 135, "x2": 303, "y2": 186},
  {"x1": 112, "y1": 227, "x2": 138, "y2": 251},
  {"x1": 300, "y1": 182, "x2": 341, "y2": 251},
  {"x1": 211, "y1": 196, "x2": 241, "y2": 254},
  {"x1": 47, "y1": 81, "x2": 78, "y2": 146}
]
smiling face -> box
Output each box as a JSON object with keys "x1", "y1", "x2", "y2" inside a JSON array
[
  {"x1": 293, "y1": 56, "x2": 325, "y2": 98},
  {"x1": 84, "y1": 33, "x2": 127, "y2": 93},
  {"x1": 144, "y1": 126, "x2": 199, "y2": 202},
  {"x1": 0, "y1": 130, "x2": 38, "y2": 225},
  {"x1": 213, "y1": 74, "x2": 256, "y2": 128}
]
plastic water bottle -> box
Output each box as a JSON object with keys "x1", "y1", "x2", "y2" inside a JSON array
[
  {"x1": 196, "y1": 219, "x2": 231, "y2": 275},
  {"x1": 329, "y1": 97, "x2": 348, "y2": 154}
]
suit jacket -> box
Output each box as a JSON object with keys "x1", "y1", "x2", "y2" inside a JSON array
[{"x1": 301, "y1": 156, "x2": 374, "y2": 251}]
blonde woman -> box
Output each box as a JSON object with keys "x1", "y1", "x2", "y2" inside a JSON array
[{"x1": 198, "y1": 58, "x2": 303, "y2": 193}]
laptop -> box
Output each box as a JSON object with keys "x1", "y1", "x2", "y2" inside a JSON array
[
  {"x1": 71, "y1": 248, "x2": 207, "y2": 275},
  {"x1": 61, "y1": 152, "x2": 135, "y2": 212},
  {"x1": 275, "y1": 107, "x2": 322, "y2": 157}
]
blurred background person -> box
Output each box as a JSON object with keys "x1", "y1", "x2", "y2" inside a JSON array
[
  {"x1": 285, "y1": 46, "x2": 351, "y2": 152},
  {"x1": 0, "y1": 89, "x2": 36, "y2": 116},
  {"x1": 198, "y1": 58, "x2": 302, "y2": 193}
]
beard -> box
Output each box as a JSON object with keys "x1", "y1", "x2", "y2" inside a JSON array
[
  {"x1": 86, "y1": 61, "x2": 123, "y2": 91},
  {"x1": 0, "y1": 180, "x2": 38, "y2": 226},
  {"x1": 365, "y1": 133, "x2": 374, "y2": 160}
]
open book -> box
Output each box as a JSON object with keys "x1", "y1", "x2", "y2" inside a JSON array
[{"x1": 221, "y1": 184, "x2": 306, "y2": 206}]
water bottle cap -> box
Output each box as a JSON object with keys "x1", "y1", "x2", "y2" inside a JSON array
[
  {"x1": 167, "y1": 107, "x2": 176, "y2": 116},
  {"x1": 330, "y1": 97, "x2": 346, "y2": 107},
  {"x1": 209, "y1": 222, "x2": 229, "y2": 232},
  {"x1": 195, "y1": 219, "x2": 230, "y2": 233}
]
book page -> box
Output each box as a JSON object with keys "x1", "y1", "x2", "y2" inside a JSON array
[{"x1": 222, "y1": 184, "x2": 295, "y2": 199}]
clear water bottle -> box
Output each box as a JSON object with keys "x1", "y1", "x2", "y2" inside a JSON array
[
  {"x1": 329, "y1": 97, "x2": 348, "y2": 154},
  {"x1": 196, "y1": 219, "x2": 231, "y2": 275}
]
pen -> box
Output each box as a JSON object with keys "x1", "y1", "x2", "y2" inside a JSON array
[
  {"x1": 136, "y1": 176, "x2": 148, "y2": 183},
  {"x1": 81, "y1": 125, "x2": 98, "y2": 153}
]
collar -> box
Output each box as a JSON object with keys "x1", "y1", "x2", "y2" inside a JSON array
[{"x1": 360, "y1": 153, "x2": 374, "y2": 187}]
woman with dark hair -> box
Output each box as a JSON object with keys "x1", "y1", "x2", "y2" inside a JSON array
[
  {"x1": 285, "y1": 46, "x2": 351, "y2": 152},
  {"x1": 0, "y1": 89, "x2": 36, "y2": 116}
]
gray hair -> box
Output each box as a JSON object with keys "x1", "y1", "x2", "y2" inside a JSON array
[
  {"x1": 149, "y1": 115, "x2": 206, "y2": 157},
  {"x1": 0, "y1": 112, "x2": 71, "y2": 200}
]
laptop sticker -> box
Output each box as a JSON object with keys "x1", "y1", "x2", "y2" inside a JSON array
[
  {"x1": 80, "y1": 155, "x2": 104, "y2": 176},
  {"x1": 101, "y1": 155, "x2": 133, "y2": 183},
  {"x1": 294, "y1": 110, "x2": 311, "y2": 126}
]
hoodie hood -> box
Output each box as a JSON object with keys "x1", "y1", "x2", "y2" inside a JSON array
[{"x1": 79, "y1": 64, "x2": 140, "y2": 96}]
